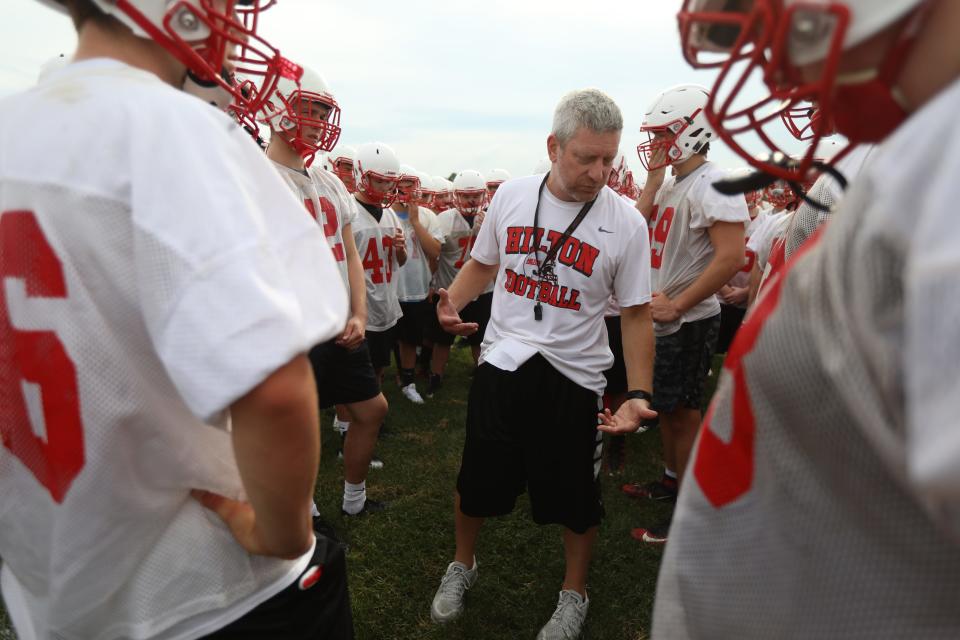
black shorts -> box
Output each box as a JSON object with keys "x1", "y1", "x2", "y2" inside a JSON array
[
  {"x1": 365, "y1": 327, "x2": 396, "y2": 370},
  {"x1": 652, "y1": 314, "x2": 720, "y2": 414},
  {"x1": 456, "y1": 355, "x2": 604, "y2": 534},
  {"x1": 396, "y1": 300, "x2": 430, "y2": 346},
  {"x1": 602, "y1": 315, "x2": 627, "y2": 395},
  {"x1": 429, "y1": 292, "x2": 493, "y2": 347},
  {"x1": 201, "y1": 532, "x2": 354, "y2": 639},
  {"x1": 717, "y1": 303, "x2": 747, "y2": 354},
  {"x1": 308, "y1": 340, "x2": 380, "y2": 409}
]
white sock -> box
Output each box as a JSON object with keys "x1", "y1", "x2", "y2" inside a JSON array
[
  {"x1": 342, "y1": 480, "x2": 366, "y2": 514},
  {"x1": 664, "y1": 467, "x2": 678, "y2": 480},
  {"x1": 333, "y1": 417, "x2": 351, "y2": 435},
  {"x1": 311, "y1": 502, "x2": 320, "y2": 517}
]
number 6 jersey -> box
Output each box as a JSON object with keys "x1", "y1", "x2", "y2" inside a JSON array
[{"x1": 0, "y1": 60, "x2": 347, "y2": 640}]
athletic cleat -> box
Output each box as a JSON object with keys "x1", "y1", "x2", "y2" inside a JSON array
[
  {"x1": 630, "y1": 518, "x2": 671, "y2": 544},
  {"x1": 536, "y1": 589, "x2": 589, "y2": 639},
  {"x1": 604, "y1": 435, "x2": 627, "y2": 475},
  {"x1": 401, "y1": 383, "x2": 425, "y2": 404},
  {"x1": 341, "y1": 498, "x2": 387, "y2": 517},
  {"x1": 621, "y1": 479, "x2": 677, "y2": 502},
  {"x1": 425, "y1": 374, "x2": 443, "y2": 399},
  {"x1": 430, "y1": 560, "x2": 478, "y2": 624}
]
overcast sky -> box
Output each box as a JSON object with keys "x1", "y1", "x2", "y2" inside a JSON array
[{"x1": 3, "y1": 0, "x2": 805, "y2": 181}]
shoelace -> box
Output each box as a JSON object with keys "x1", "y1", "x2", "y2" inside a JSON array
[
  {"x1": 439, "y1": 566, "x2": 471, "y2": 599},
  {"x1": 549, "y1": 592, "x2": 584, "y2": 636}
]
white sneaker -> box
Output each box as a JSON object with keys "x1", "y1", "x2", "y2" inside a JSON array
[
  {"x1": 401, "y1": 383, "x2": 425, "y2": 404},
  {"x1": 430, "y1": 559, "x2": 477, "y2": 624},
  {"x1": 536, "y1": 590, "x2": 589, "y2": 640}
]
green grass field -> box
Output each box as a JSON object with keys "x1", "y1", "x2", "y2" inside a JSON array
[{"x1": 0, "y1": 348, "x2": 725, "y2": 639}]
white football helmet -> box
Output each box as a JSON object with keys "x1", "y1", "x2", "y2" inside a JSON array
[
  {"x1": 331, "y1": 145, "x2": 357, "y2": 192},
  {"x1": 416, "y1": 171, "x2": 437, "y2": 209},
  {"x1": 35, "y1": 0, "x2": 295, "y2": 114},
  {"x1": 397, "y1": 164, "x2": 421, "y2": 204},
  {"x1": 433, "y1": 177, "x2": 455, "y2": 211},
  {"x1": 354, "y1": 143, "x2": 401, "y2": 207},
  {"x1": 486, "y1": 168, "x2": 511, "y2": 189},
  {"x1": 37, "y1": 53, "x2": 68, "y2": 82},
  {"x1": 453, "y1": 170, "x2": 487, "y2": 216},
  {"x1": 260, "y1": 65, "x2": 341, "y2": 166},
  {"x1": 638, "y1": 84, "x2": 714, "y2": 171},
  {"x1": 533, "y1": 157, "x2": 552, "y2": 175},
  {"x1": 607, "y1": 153, "x2": 627, "y2": 189}
]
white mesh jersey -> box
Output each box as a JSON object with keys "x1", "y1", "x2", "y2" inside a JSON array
[
  {"x1": 434, "y1": 209, "x2": 485, "y2": 292},
  {"x1": 393, "y1": 206, "x2": 442, "y2": 302},
  {"x1": 0, "y1": 61, "x2": 348, "y2": 640},
  {"x1": 272, "y1": 162, "x2": 357, "y2": 292},
  {"x1": 352, "y1": 202, "x2": 403, "y2": 331},
  {"x1": 649, "y1": 161, "x2": 750, "y2": 337},
  {"x1": 653, "y1": 77, "x2": 960, "y2": 639},
  {"x1": 472, "y1": 178, "x2": 652, "y2": 394}
]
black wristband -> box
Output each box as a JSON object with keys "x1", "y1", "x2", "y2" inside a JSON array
[{"x1": 625, "y1": 389, "x2": 653, "y2": 403}]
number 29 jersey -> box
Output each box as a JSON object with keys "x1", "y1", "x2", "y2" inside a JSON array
[{"x1": 648, "y1": 162, "x2": 750, "y2": 337}]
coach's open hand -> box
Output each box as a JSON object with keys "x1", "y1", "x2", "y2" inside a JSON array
[
  {"x1": 436, "y1": 288, "x2": 479, "y2": 336},
  {"x1": 597, "y1": 398, "x2": 657, "y2": 434}
]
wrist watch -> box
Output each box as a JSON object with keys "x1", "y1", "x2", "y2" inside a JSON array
[{"x1": 625, "y1": 389, "x2": 653, "y2": 403}]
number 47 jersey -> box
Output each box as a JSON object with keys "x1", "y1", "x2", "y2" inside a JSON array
[{"x1": 352, "y1": 203, "x2": 403, "y2": 332}]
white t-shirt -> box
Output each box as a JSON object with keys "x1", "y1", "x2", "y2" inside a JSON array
[
  {"x1": 271, "y1": 162, "x2": 356, "y2": 294},
  {"x1": 0, "y1": 60, "x2": 347, "y2": 640},
  {"x1": 653, "y1": 77, "x2": 960, "y2": 639},
  {"x1": 471, "y1": 178, "x2": 652, "y2": 394},
  {"x1": 649, "y1": 161, "x2": 751, "y2": 336},
  {"x1": 352, "y1": 202, "x2": 403, "y2": 331},
  {"x1": 393, "y1": 205, "x2": 442, "y2": 302}
]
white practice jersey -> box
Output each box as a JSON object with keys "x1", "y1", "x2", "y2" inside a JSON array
[
  {"x1": 653, "y1": 77, "x2": 960, "y2": 639},
  {"x1": 649, "y1": 161, "x2": 750, "y2": 337},
  {"x1": 393, "y1": 206, "x2": 442, "y2": 302},
  {"x1": 725, "y1": 209, "x2": 769, "y2": 296},
  {"x1": 272, "y1": 162, "x2": 357, "y2": 293},
  {"x1": 434, "y1": 209, "x2": 485, "y2": 292},
  {"x1": 0, "y1": 60, "x2": 347, "y2": 640},
  {"x1": 472, "y1": 179, "x2": 652, "y2": 394},
  {"x1": 352, "y1": 202, "x2": 403, "y2": 331},
  {"x1": 746, "y1": 208, "x2": 788, "y2": 271}
]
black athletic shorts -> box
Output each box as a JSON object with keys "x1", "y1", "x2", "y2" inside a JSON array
[
  {"x1": 717, "y1": 303, "x2": 747, "y2": 354},
  {"x1": 457, "y1": 354, "x2": 604, "y2": 534},
  {"x1": 602, "y1": 315, "x2": 627, "y2": 395},
  {"x1": 308, "y1": 339, "x2": 379, "y2": 409},
  {"x1": 396, "y1": 300, "x2": 430, "y2": 346},
  {"x1": 201, "y1": 532, "x2": 354, "y2": 639},
  {"x1": 652, "y1": 314, "x2": 720, "y2": 414},
  {"x1": 365, "y1": 326, "x2": 396, "y2": 370},
  {"x1": 429, "y1": 292, "x2": 493, "y2": 347}
]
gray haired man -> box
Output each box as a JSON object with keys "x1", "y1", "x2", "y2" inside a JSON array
[{"x1": 428, "y1": 88, "x2": 656, "y2": 639}]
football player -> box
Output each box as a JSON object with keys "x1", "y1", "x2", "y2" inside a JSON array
[
  {"x1": 331, "y1": 144, "x2": 357, "y2": 193},
  {"x1": 623, "y1": 84, "x2": 749, "y2": 544},
  {"x1": 426, "y1": 169, "x2": 491, "y2": 397},
  {"x1": 262, "y1": 67, "x2": 390, "y2": 518},
  {"x1": 391, "y1": 167, "x2": 443, "y2": 403},
  {"x1": 654, "y1": 1, "x2": 960, "y2": 637},
  {"x1": 0, "y1": 1, "x2": 354, "y2": 637}
]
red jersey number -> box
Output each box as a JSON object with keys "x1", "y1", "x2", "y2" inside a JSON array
[
  {"x1": 693, "y1": 228, "x2": 824, "y2": 508},
  {"x1": 649, "y1": 205, "x2": 675, "y2": 269},
  {"x1": 455, "y1": 235, "x2": 476, "y2": 269},
  {"x1": 362, "y1": 235, "x2": 395, "y2": 284},
  {"x1": 319, "y1": 197, "x2": 345, "y2": 262},
  {"x1": 0, "y1": 210, "x2": 85, "y2": 503}
]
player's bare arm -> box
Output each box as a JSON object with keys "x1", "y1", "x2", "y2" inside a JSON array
[
  {"x1": 394, "y1": 225, "x2": 408, "y2": 266},
  {"x1": 598, "y1": 302, "x2": 657, "y2": 434},
  {"x1": 636, "y1": 164, "x2": 666, "y2": 222},
  {"x1": 651, "y1": 220, "x2": 745, "y2": 323},
  {"x1": 437, "y1": 259, "x2": 499, "y2": 335},
  {"x1": 410, "y1": 203, "x2": 441, "y2": 259},
  {"x1": 336, "y1": 222, "x2": 368, "y2": 349},
  {"x1": 195, "y1": 354, "x2": 319, "y2": 559}
]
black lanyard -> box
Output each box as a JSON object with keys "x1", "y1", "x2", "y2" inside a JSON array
[{"x1": 531, "y1": 173, "x2": 598, "y2": 321}]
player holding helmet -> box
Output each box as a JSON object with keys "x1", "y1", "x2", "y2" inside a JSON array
[{"x1": 654, "y1": 1, "x2": 960, "y2": 636}]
